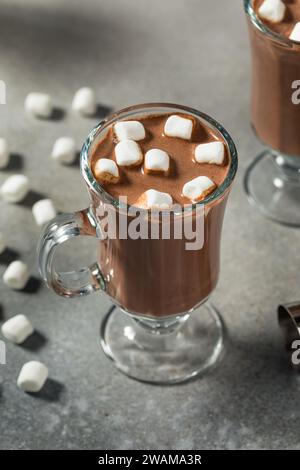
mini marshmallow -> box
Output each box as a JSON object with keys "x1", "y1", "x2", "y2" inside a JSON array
[
  {"x1": 0, "y1": 232, "x2": 6, "y2": 255},
  {"x1": 1, "y1": 314, "x2": 34, "y2": 344},
  {"x1": 72, "y1": 87, "x2": 97, "y2": 116},
  {"x1": 51, "y1": 137, "x2": 76, "y2": 164},
  {"x1": 136, "y1": 189, "x2": 173, "y2": 209},
  {"x1": 258, "y1": 0, "x2": 286, "y2": 24},
  {"x1": 94, "y1": 158, "x2": 119, "y2": 183},
  {"x1": 3, "y1": 261, "x2": 30, "y2": 290},
  {"x1": 0, "y1": 138, "x2": 9, "y2": 169},
  {"x1": 114, "y1": 121, "x2": 146, "y2": 141},
  {"x1": 1, "y1": 174, "x2": 29, "y2": 203},
  {"x1": 17, "y1": 361, "x2": 48, "y2": 393},
  {"x1": 195, "y1": 141, "x2": 225, "y2": 165},
  {"x1": 164, "y1": 115, "x2": 193, "y2": 140},
  {"x1": 183, "y1": 176, "x2": 216, "y2": 202},
  {"x1": 144, "y1": 149, "x2": 170, "y2": 174},
  {"x1": 32, "y1": 199, "x2": 57, "y2": 226},
  {"x1": 115, "y1": 140, "x2": 143, "y2": 166},
  {"x1": 290, "y1": 22, "x2": 300, "y2": 42},
  {"x1": 25, "y1": 92, "x2": 52, "y2": 118}
]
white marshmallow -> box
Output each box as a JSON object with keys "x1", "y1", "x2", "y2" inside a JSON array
[
  {"x1": 136, "y1": 189, "x2": 173, "y2": 209},
  {"x1": 114, "y1": 121, "x2": 146, "y2": 141},
  {"x1": 72, "y1": 87, "x2": 97, "y2": 116},
  {"x1": 290, "y1": 22, "x2": 300, "y2": 42},
  {"x1": 32, "y1": 199, "x2": 57, "y2": 226},
  {"x1": 1, "y1": 314, "x2": 34, "y2": 344},
  {"x1": 25, "y1": 92, "x2": 52, "y2": 118},
  {"x1": 1, "y1": 174, "x2": 29, "y2": 203},
  {"x1": 51, "y1": 137, "x2": 76, "y2": 165},
  {"x1": 0, "y1": 138, "x2": 9, "y2": 169},
  {"x1": 115, "y1": 140, "x2": 143, "y2": 166},
  {"x1": 144, "y1": 149, "x2": 170, "y2": 174},
  {"x1": 94, "y1": 158, "x2": 119, "y2": 183},
  {"x1": 195, "y1": 141, "x2": 225, "y2": 165},
  {"x1": 183, "y1": 176, "x2": 216, "y2": 202},
  {"x1": 17, "y1": 361, "x2": 48, "y2": 393},
  {"x1": 0, "y1": 232, "x2": 6, "y2": 254},
  {"x1": 146, "y1": 189, "x2": 173, "y2": 208},
  {"x1": 258, "y1": 0, "x2": 286, "y2": 24},
  {"x1": 3, "y1": 261, "x2": 30, "y2": 290},
  {"x1": 164, "y1": 115, "x2": 193, "y2": 140}
]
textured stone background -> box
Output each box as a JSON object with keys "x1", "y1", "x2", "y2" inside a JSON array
[{"x1": 0, "y1": 0, "x2": 299, "y2": 450}]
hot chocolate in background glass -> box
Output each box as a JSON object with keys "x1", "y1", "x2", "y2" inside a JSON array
[{"x1": 244, "y1": 0, "x2": 300, "y2": 226}]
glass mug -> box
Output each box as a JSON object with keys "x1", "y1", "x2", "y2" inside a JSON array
[
  {"x1": 38, "y1": 103, "x2": 238, "y2": 384},
  {"x1": 244, "y1": 0, "x2": 300, "y2": 227}
]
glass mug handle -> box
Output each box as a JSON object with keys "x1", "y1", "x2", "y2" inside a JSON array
[{"x1": 38, "y1": 208, "x2": 106, "y2": 297}]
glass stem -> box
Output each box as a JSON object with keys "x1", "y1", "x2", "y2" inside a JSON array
[
  {"x1": 134, "y1": 314, "x2": 190, "y2": 336},
  {"x1": 273, "y1": 152, "x2": 300, "y2": 182}
]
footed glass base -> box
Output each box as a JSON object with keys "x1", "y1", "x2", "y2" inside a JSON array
[
  {"x1": 100, "y1": 303, "x2": 226, "y2": 384},
  {"x1": 244, "y1": 150, "x2": 300, "y2": 227}
]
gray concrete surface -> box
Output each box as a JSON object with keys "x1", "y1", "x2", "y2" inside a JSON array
[{"x1": 0, "y1": 0, "x2": 299, "y2": 450}]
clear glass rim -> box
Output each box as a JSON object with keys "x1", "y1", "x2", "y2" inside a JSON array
[
  {"x1": 244, "y1": 0, "x2": 300, "y2": 47},
  {"x1": 80, "y1": 102, "x2": 238, "y2": 214}
]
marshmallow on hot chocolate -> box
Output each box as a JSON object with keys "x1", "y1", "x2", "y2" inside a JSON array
[
  {"x1": 32, "y1": 199, "x2": 57, "y2": 226},
  {"x1": 17, "y1": 361, "x2": 48, "y2": 393},
  {"x1": 94, "y1": 158, "x2": 119, "y2": 183},
  {"x1": 183, "y1": 176, "x2": 216, "y2": 202},
  {"x1": 1, "y1": 174, "x2": 29, "y2": 203},
  {"x1": 290, "y1": 22, "x2": 300, "y2": 42},
  {"x1": 3, "y1": 260, "x2": 30, "y2": 290},
  {"x1": 1, "y1": 314, "x2": 34, "y2": 344},
  {"x1": 25, "y1": 92, "x2": 52, "y2": 118},
  {"x1": 195, "y1": 141, "x2": 225, "y2": 165},
  {"x1": 144, "y1": 149, "x2": 170, "y2": 174},
  {"x1": 114, "y1": 121, "x2": 146, "y2": 141},
  {"x1": 258, "y1": 0, "x2": 286, "y2": 24},
  {"x1": 136, "y1": 189, "x2": 173, "y2": 209},
  {"x1": 52, "y1": 137, "x2": 76, "y2": 165},
  {"x1": 115, "y1": 140, "x2": 143, "y2": 166},
  {"x1": 164, "y1": 115, "x2": 193, "y2": 140},
  {"x1": 72, "y1": 87, "x2": 97, "y2": 116},
  {"x1": 0, "y1": 138, "x2": 9, "y2": 169}
]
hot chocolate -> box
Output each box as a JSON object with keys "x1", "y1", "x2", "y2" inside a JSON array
[
  {"x1": 249, "y1": 0, "x2": 300, "y2": 156},
  {"x1": 90, "y1": 112, "x2": 232, "y2": 317},
  {"x1": 37, "y1": 104, "x2": 238, "y2": 383}
]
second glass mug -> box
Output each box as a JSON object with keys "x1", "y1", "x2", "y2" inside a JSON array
[
  {"x1": 244, "y1": 0, "x2": 300, "y2": 227},
  {"x1": 38, "y1": 103, "x2": 238, "y2": 384}
]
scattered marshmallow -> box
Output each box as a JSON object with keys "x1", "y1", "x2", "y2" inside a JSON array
[
  {"x1": 290, "y1": 22, "x2": 300, "y2": 42},
  {"x1": 136, "y1": 189, "x2": 173, "y2": 209},
  {"x1": 182, "y1": 176, "x2": 216, "y2": 202},
  {"x1": 0, "y1": 138, "x2": 9, "y2": 169},
  {"x1": 51, "y1": 137, "x2": 76, "y2": 165},
  {"x1": 1, "y1": 314, "x2": 34, "y2": 344},
  {"x1": 144, "y1": 149, "x2": 170, "y2": 174},
  {"x1": 115, "y1": 140, "x2": 143, "y2": 166},
  {"x1": 94, "y1": 158, "x2": 119, "y2": 183},
  {"x1": 32, "y1": 199, "x2": 57, "y2": 226},
  {"x1": 258, "y1": 0, "x2": 286, "y2": 24},
  {"x1": 164, "y1": 115, "x2": 193, "y2": 140},
  {"x1": 195, "y1": 141, "x2": 225, "y2": 165},
  {"x1": 17, "y1": 361, "x2": 48, "y2": 393},
  {"x1": 114, "y1": 121, "x2": 146, "y2": 141},
  {"x1": 1, "y1": 174, "x2": 29, "y2": 203},
  {"x1": 25, "y1": 92, "x2": 52, "y2": 118},
  {"x1": 3, "y1": 261, "x2": 30, "y2": 290},
  {"x1": 0, "y1": 233, "x2": 5, "y2": 254},
  {"x1": 72, "y1": 87, "x2": 97, "y2": 116}
]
